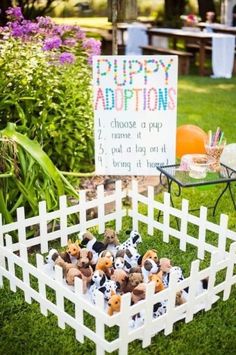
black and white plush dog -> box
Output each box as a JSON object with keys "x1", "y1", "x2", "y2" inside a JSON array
[
  {"x1": 116, "y1": 230, "x2": 142, "y2": 251},
  {"x1": 89, "y1": 270, "x2": 107, "y2": 304},
  {"x1": 80, "y1": 231, "x2": 106, "y2": 264}
]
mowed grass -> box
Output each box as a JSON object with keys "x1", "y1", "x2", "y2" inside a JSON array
[{"x1": 0, "y1": 76, "x2": 236, "y2": 355}]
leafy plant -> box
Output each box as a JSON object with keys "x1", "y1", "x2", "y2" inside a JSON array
[
  {"x1": 0, "y1": 122, "x2": 78, "y2": 225},
  {"x1": 0, "y1": 8, "x2": 100, "y2": 172}
]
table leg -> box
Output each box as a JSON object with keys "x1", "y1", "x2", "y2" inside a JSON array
[
  {"x1": 199, "y1": 40, "x2": 206, "y2": 76},
  {"x1": 213, "y1": 182, "x2": 230, "y2": 216},
  {"x1": 228, "y1": 183, "x2": 236, "y2": 210}
]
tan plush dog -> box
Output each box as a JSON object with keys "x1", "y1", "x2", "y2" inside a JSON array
[
  {"x1": 95, "y1": 256, "x2": 113, "y2": 278},
  {"x1": 141, "y1": 249, "x2": 159, "y2": 266},
  {"x1": 148, "y1": 274, "x2": 165, "y2": 293},
  {"x1": 110, "y1": 269, "x2": 128, "y2": 292},
  {"x1": 107, "y1": 293, "x2": 121, "y2": 316},
  {"x1": 77, "y1": 248, "x2": 93, "y2": 268},
  {"x1": 103, "y1": 228, "x2": 120, "y2": 247},
  {"x1": 67, "y1": 239, "x2": 81, "y2": 259}
]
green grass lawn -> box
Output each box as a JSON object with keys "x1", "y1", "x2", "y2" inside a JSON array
[{"x1": 0, "y1": 76, "x2": 236, "y2": 355}]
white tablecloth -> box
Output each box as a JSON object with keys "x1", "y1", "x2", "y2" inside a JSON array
[
  {"x1": 211, "y1": 33, "x2": 235, "y2": 79},
  {"x1": 125, "y1": 23, "x2": 148, "y2": 55}
]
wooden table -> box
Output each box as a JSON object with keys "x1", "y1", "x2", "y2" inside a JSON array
[
  {"x1": 147, "y1": 28, "x2": 214, "y2": 76},
  {"x1": 197, "y1": 22, "x2": 236, "y2": 35}
]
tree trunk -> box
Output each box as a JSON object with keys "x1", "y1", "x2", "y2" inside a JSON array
[
  {"x1": 0, "y1": 0, "x2": 12, "y2": 25},
  {"x1": 197, "y1": 0, "x2": 216, "y2": 22},
  {"x1": 164, "y1": 0, "x2": 186, "y2": 27}
]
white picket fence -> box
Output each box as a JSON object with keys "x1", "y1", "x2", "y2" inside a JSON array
[{"x1": 0, "y1": 180, "x2": 236, "y2": 355}]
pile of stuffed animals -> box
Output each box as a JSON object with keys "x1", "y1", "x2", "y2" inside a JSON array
[{"x1": 44, "y1": 229, "x2": 208, "y2": 323}]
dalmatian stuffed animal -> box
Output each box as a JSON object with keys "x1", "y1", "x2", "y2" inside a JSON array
[{"x1": 116, "y1": 230, "x2": 142, "y2": 251}]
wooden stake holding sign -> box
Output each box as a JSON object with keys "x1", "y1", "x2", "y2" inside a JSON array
[{"x1": 93, "y1": 55, "x2": 178, "y2": 175}]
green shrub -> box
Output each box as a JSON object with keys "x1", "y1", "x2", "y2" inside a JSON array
[{"x1": 0, "y1": 10, "x2": 100, "y2": 172}]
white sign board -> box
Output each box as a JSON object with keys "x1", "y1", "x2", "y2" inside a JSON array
[{"x1": 93, "y1": 55, "x2": 178, "y2": 175}]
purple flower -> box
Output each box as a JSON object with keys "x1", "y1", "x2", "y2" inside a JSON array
[
  {"x1": 82, "y1": 38, "x2": 101, "y2": 65},
  {"x1": 6, "y1": 7, "x2": 23, "y2": 21},
  {"x1": 42, "y1": 36, "x2": 62, "y2": 51},
  {"x1": 36, "y1": 16, "x2": 53, "y2": 28},
  {"x1": 63, "y1": 38, "x2": 77, "y2": 47},
  {"x1": 59, "y1": 52, "x2": 76, "y2": 65}
]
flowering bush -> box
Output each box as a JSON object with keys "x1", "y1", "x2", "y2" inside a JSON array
[{"x1": 0, "y1": 7, "x2": 101, "y2": 172}]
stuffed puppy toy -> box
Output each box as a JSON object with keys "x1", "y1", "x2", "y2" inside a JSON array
[
  {"x1": 45, "y1": 248, "x2": 71, "y2": 265},
  {"x1": 89, "y1": 270, "x2": 107, "y2": 304},
  {"x1": 99, "y1": 249, "x2": 114, "y2": 263},
  {"x1": 131, "y1": 283, "x2": 146, "y2": 304},
  {"x1": 95, "y1": 256, "x2": 113, "y2": 278},
  {"x1": 98, "y1": 280, "x2": 118, "y2": 302},
  {"x1": 141, "y1": 249, "x2": 159, "y2": 267},
  {"x1": 67, "y1": 239, "x2": 81, "y2": 262},
  {"x1": 77, "y1": 248, "x2": 94, "y2": 269},
  {"x1": 107, "y1": 293, "x2": 121, "y2": 316},
  {"x1": 123, "y1": 247, "x2": 142, "y2": 273},
  {"x1": 110, "y1": 269, "x2": 128, "y2": 293},
  {"x1": 66, "y1": 266, "x2": 93, "y2": 293},
  {"x1": 80, "y1": 231, "x2": 106, "y2": 265},
  {"x1": 116, "y1": 230, "x2": 142, "y2": 251},
  {"x1": 103, "y1": 228, "x2": 120, "y2": 255},
  {"x1": 148, "y1": 274, "x2": 165, "y2": 293},
  {"x1": 114, "y1": 256, "x2": 125, "y2": 270},
  {"x1": 141, "y1": 258, "x2": 159, "y2": 283},
  {"x1": 122, "y1": 272, "x2": 143, "y2": 294}
]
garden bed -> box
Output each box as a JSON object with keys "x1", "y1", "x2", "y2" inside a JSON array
[{"x1": 0, "y1": 180, "x2": 236, "y2": 354}]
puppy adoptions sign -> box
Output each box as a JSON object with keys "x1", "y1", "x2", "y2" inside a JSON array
[{"x1": 93, "y1": 55, "x2": 178, "y2": 175}]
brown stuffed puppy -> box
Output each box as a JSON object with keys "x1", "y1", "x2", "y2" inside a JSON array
[
  {"x1": 95, "y1": 256, "x2": 113, "y2": 278},
  {"x1": 131, "y1": 283, "x2": 146, "y2": 304},
  {"x1": 107, "y1": 293, "x2": 121, "y2": 316},
  {"x1": 122, "y1": 272, "x2": 143, "y2": 294},
  {"x1": 110, "y1": 269, "x2": 128, "y2": 293},
  {"x1": 132, "y1": 274, "x2": 165, "y2": 304},
  {"x1": 67, "y1": 239, "x2": 81, "y2": 259},
  {"x1": 103, "y1": 228, "x2": 120, "y2": 255},
  {"x1": 148, "y1": 274, "x2": 165, "y2": 293}
]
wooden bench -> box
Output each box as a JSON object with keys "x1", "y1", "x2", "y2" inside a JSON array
[{"x1": 140, "y1": 45, "x2": 193, "y2": 75}]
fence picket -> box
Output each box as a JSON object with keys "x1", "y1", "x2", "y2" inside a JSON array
[
  {"x1": 147, "y1": 186, "x2": 154, "y2": 236},
  {"x1": 79, "y1": 190, "x2": 87, "y2": 234},
  {"x1": 205, "y1": 251, "x2": 220, "y2": 311},
  {"x1": 119, "y1": 293, "x2": 131, "y2": 355},
  {"x1": 223, "y1": 242, "x2": 236, "y2": 300},
  {"x1": 19, "y1": 243, "x2": 31, "y2": 304},
  {"x1": 97, "y1": 185, "x2": 105, "y2": 234},
  {"x1": 55, "y1": 265, "x2": 66, "y2": 329},
  {"x1": 179, "y1": 199, "x2": 189, "y2": 252},
  {"x1": 36, "y1": 254, "x2": 48, "y2": 316},
  {"x1": 17, "y1": 207, "x2": 27, "y2": 245},
  {"x1": 74, "y1": 277, "x2": 84, "y2": 342},
  {"x1": 115, "y1": 180, "x2": 123, "y2": 232},
  {"x1": 185, "y1": 260, "x2": 200, "y2": 323},
  {"x1": 163, "y1": 192, "x2": 171, "y2": 243},
  {"x1": 218, "y1": 214, "x2": 228, "y2": 259},
  {"x1": 198, "y1": 206, "x2": 208, "y2": 259},
  {"x1": 142, "y1": 281, "x2": 155, "y2": 347},
  {"x1": 59, "y1": 196, "x2": 68, "y2": 247},
  {"x1": 131, "y1": 180, "x2": 138, "y2": 231},
  {"x1": 95, "y1": 290, "x2": 106, "y2": 355},
  {"x1": 39, "y1": 200, "x2": 48, "y2": 253},
  {"x1": 164, "y1": 271, "x2": 179, "y2": 335},
  {"x1": 5, "y1": 234, "x2": 16, "y2": 292}
]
